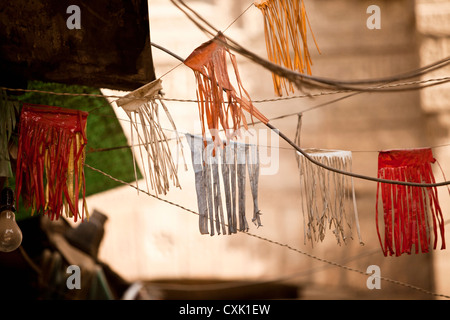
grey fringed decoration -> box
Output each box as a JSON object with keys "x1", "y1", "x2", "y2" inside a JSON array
[
  {"x1": 185, "y1": 134, "x2": 262, "y2": 236},
  {"x1": 116, "y1": 79, "x2": 186, "y2": 197},
  {"x1": 296, "y1": 149, "x2": 363, "y2": 246}
]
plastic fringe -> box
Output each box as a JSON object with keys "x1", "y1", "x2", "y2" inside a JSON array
[
  {"x1": 296, "y1": 149, "x2": 362, "y2": 246},
  {"x1": 376, "y1": 148, "x2": 446, "y2": 256},
  {"x1": 184, "y1": 32, "x2": 269, "y2": 147},
  {"x1": 15, "y1": 104, "x2": 89, "y2": 222},
  {"x1": 254, "y1": 0, "x2": 320, "y2": 96},
  {"x1": 185, "y1": 134, "x2": 262, "y2": 236},
  {"x1": 116, "y1": 79, "x2": 186, "y2": 197}
]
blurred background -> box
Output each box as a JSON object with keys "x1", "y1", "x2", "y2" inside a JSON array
[{"x1": 1, "y1": 0, "x2": 449, "y2": 300}]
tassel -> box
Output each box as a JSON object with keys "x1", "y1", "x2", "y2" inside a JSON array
[
  {"x1": 184, "y1": 32, "x2": 269, "y2": 146},
  {"x1": 185, "y1": 134, "x2": 262, "y2": 235},
  {"x1": 15, "y1": 104, "x2": 89, "y2": 222},
  {"x1": 376, "y1": 148, "x2": 446, "y2": 256},
  {"x1": 254, "y1": 0, "x2": 320, "y2": 96},
  {"x1": 116, "y1": 79, "x2": 186, "y2": 197},
  {"x1": 296, "y1": 149, "x2": 362, "y2": 246}
]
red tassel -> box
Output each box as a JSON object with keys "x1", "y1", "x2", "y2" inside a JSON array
[
  {"x1": 15, "y1": 104, "x2": 89, "y2": 222},
  {"x1": 376, "y1": 148, "x2": 446, "y2": 256}
]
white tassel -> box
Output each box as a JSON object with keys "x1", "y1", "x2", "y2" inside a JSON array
[
  {"x1": 296, "y1": 149, "x2": 363, "y2": 246},
  {"x1": 116, "y1": 79, "x2": 186, "y2": 197}
]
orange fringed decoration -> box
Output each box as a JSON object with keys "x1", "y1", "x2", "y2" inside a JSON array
[
  {"x1": 255, "y1": 0, "x2": 320, "y2": 96},
  {"x1": 15, "y1": 104, "x2": 89, "y2": 222},
  {"x1": 184, "y1": 32, "x2": 269, "y2": 146}
]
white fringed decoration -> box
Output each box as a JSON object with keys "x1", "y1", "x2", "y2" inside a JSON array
[
  {"x1": 116, "y1": 79, "x2": 186, "y2": 197},
  {"x1": 185, "y1": 134, "x2": 262, "y2": 236},
  {"x1": 296, "y1": 149, "x2": 363, "y2": 246}
]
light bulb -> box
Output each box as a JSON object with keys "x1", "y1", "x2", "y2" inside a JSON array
[
  {"x1": 0, "y1": 187, "x2": 22, "y2": 252},
  {"x1": 0, "y1": 209, "x2": 22, "y2": 252}
]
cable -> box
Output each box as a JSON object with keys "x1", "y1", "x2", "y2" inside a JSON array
[
  {"x1": 165, "y1": 0, "x2": 450, "y2": 188},
  {"x1": 84, "y1": 163, "x2": 450, "y2": 300},
  {"x1": 4, "y1": 83, "x2": 450, "y2": 186},
  {"x1": 2, "y1": 76, "x2": 449, "y2": 105},
  {"x1": 169, "y1": 0, "x2": 450, "y2": 93}
]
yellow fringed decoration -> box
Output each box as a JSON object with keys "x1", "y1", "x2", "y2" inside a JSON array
[{"x1": 255, "y1": 0, "x2": 320, "y2": 96}]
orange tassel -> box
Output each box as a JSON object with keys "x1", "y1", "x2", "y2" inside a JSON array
[
  {"x1": 255, "y1": 0, "x2": 320, "y2": 96},
  {"x1": 184, "y1": 32, "x2": 268, "y2": 146}
]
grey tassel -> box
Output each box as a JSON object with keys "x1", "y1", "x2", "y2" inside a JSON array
[
  {"x1": 186, "y1": 134, "x2": 262, "y2": 236},
  {"x1": 247, "y1": 144, "x2": 262, "y2": 228}
]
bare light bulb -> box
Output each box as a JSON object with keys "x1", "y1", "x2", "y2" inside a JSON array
[{"x1": 0, "y1": 187, "x2": 22, "y2": 252}]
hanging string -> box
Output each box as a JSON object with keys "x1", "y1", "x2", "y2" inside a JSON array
[
  {"x1": 84, "y1": 162, "x2": 450, "y2": 300},
  {"x1": 223, "y1": 2, "x2": 254, "y2": 32},
  {"x1": 2, "y1": 76, "x2": 449, "y2": 106},
  {"x1": 6, "y1": 85, "x2": 450, "y2": 187}
]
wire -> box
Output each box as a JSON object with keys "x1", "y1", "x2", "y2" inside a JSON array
[
  {"x1": 223, "y1": 2, "x2": 254, "y2": 32},
  {"x1": 169, "y1": 0, "x2": 450, "y2": 93},
  {"x1": 84, "y1": 162, "x2": 450, "y2": 300},
  {"x1": 2, "y1": 77, "x2": 449, "y2": 105},
  {"x1": 3, "y1": 4, "x2": 450, "y2": 186},
  {"x1": 165, "y1": 0, "x2": 450, "y2": 188},
  {"x1": 4, "y1": 82, "x2": 450, "y2": 186}
]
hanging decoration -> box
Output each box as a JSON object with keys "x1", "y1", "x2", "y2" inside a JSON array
[
  {"x1": 115, "y1": 79, "x2": 186, "y2": 197},
  {"x1": 296, "y1": 149, "x2": 362, "y2": 246},
  {"x1": 185, "y1": 134, "x2": 262, "y2": 236},
  {"x1": 294, "y1": 114, "x2": 362, "y2": 246},
  {"x1": 0, "y1": 90, "x2": 19, "y2": 178},
  {"x1": 15, "y1": 103, "x2": 89, "y2": 222},
  {"x1": 254, "y1": 0, "x2": 320, "y2": 96},
  {"x1": 184, "y1": 32, "x2": 269, "y2": 147},
  {"x1": 376, "y1": 148, "x2": 446, "y2": 257}
]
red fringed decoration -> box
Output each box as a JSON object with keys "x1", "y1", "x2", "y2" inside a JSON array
[
  {"x1": 376, "y1": 148, "x2": 446, "y2": 256},
  {"x1": 184, "y1": 32, "x2": 269, "y2": 146},
  {"x1": 15, "y1": 104, "x2": 89, "y2": 222}
]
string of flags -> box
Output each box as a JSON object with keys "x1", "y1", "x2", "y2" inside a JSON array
[{"x1": 0, "y1": 0, "x2": 448, "y2": 258}]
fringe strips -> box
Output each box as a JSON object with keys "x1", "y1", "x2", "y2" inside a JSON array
[
  {"x1": 186, "y1": 134, "x2": 262, "y2": 236},
  {"x1": 296, "y1": 149, "x2": 363, "y2": 246},
  {"x1": 184, "y1": 32, "x2": 269, "y2": 146},
  {"x1": 116, "y1": 79, "x2": 186, "y2": 197},
  {"x1": 15, "y1": 104, "x2": 89, "y2": 222},
  {"x1": 376, "y1": 149, "x2": 446, "y2": 256},
  {"x1": 254, "y1": 0, "x2": 320, "y2": 96}
]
